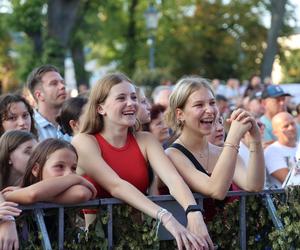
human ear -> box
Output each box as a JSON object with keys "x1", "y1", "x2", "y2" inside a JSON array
[
  {"x1": 34, "y1": 89, "x2": 45, "y2": 102},
  {"x1": 175, "y1": 108, "x2": 184, "y2": 123},
  {"x1": 32, "y1": 163, "x2": 40, "y2": 177},
  {"x1": 69, "y1": 120, "x2": 78, "y2": 133},
  {"x1": 97, "y1": 104, "x2": 106, "y2": 116}
]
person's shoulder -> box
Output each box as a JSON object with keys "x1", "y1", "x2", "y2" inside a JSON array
[
  {"x1": 134, "y1": 131, "x2": 156, "y2": 142},
  {"x1": 72, "y1": 133, "x2": 97, "y2": 146}
]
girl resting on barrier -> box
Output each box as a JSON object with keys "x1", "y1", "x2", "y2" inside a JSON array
[
  {"x1": 2, "y1": 138, "x2": 97, "y2": 205},
  {"x1": 72, "y1": 72, "x2": 214, "y2": 250},
  {"x1": 163, "y1": 76, "x2": 264, "y2": 209},
  {"x1": 0, "y1": 130, "x2": 38, "y2": 250}
]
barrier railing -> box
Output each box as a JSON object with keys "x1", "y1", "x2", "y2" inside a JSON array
[{"x1": 19, "y1": 189, "x2": 286, "y2": 250}]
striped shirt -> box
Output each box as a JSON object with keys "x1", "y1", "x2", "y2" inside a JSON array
[{"x1": 33, "y1": 110, "x2": 72, "y2": 142}]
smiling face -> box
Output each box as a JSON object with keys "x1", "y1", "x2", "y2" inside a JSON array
[
  {"x1": 177, "y1": 87, "x2": 218, "y2": 136},
  {"x1": 2, "y1": 101, "x2": 32, "y2": 133},
  {"x1": 99, "y1": 81, "x2": 138, "y2": 128},
  {"x1": 39, "y1": 148, "x2": 77, "y2": 180},
  {"x1": 149, "y1": 112, "x2": 170, "y2": 143},
  {"x1": 207, "y1": 114, "x2": 225, "y2": 146}
]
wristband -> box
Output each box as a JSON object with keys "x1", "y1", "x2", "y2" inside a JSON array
[{"x1": 185, "y1": 205, "x2": 204, "y2": 216}]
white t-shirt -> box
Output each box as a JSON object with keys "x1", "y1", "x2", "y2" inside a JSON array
[
  {"x1": 264, "y1": 141, "x2": 297, "y2": 188},
  {"x1": 295, "y1": 141, "x2": 300, "y2": 161}
]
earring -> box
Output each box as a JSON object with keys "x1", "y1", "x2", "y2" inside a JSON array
[{"x1": 176, "y1": 119, "x2": 184, "y2": 128}]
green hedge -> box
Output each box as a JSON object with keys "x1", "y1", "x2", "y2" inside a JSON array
[{"x1": 18, "y1": 187, "x2": 300, "y2": 249}]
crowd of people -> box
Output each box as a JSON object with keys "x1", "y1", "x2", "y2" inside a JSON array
[{"x1": 0, "y1": 64, "x2": 299, "y2": 249}]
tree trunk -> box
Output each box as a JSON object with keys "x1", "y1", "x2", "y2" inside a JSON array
[
  {"x1": 261, "y1": 0, "x2": 287, "y2": 81},
  {"x1": 124, "y1": 0, "x2": 138, "y2": 75},
  {"x1": 71, "y1": 40, "x2": 88, "y2": 90},
  {"x1": 45, "y1": 0, "x2": 82, "y2": 71}
]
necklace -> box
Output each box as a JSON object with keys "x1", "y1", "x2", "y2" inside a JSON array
[{"x1": 177, "y1": 138, "x2": 210, "y2": 173}]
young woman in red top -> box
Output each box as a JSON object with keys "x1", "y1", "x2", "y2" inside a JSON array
[{"x1": 72, "y1": 72, "x2": 214, "y2": 250}]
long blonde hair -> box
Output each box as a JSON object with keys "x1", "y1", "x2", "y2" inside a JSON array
[
  {"x1": 165, "y1": 76, "x2": 214, "y2": 134},
  {"x1": 80, "y1": 72, "x2": 135, "y2": 134}
]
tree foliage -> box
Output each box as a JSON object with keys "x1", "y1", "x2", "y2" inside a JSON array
[{"x1": 0, "y1": 0, "x2": 297, "y2": 91}]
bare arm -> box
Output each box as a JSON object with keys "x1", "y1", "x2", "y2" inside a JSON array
[
  {"x1": 72, "y1": 133, "x2": 209, "y2": 250},
  {"x1": 0, "y1": 193, "x2": 20, "y2": 250},
  {"x1": 166, "y1": 111, "x2": 252, "y2": 200},
  {"x1": 233, "y1": 117, "x2": 265, "y2": 191},
  {"x1": 271, "y1": 168, "x2": 289, "y2": 183},
  {"x1": 2, "y1": 175, "x2": 95, "y2": 204},
  {"x1": 140, "y1": 132, "x2": 213, "y2": 248}
]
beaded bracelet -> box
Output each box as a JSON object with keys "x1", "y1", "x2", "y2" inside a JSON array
[{"x1": 224, "y1": 142, "x2": 240, "y2": 153}]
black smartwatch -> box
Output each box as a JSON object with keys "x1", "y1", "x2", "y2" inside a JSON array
[{"x1": 185, "y1": 205, "x2": 204, "y2": 216}]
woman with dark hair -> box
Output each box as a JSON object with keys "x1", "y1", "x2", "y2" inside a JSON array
[
  {"x1": 143, "y1": 104, "x2": 170, "y2": 144},
  {"x1": 56, "y1": 97, "x2": 88, "y2": 136},
  {"x1": 0, "y1": 93, "x2": 38, "y2": 137},
  {"x1": 243, "y1": 74, "x2": 263, "y2": 98}
]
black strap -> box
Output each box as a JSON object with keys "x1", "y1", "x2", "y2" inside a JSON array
[{"x1": 170, "y1": 143, "x2": 208, "y2": 175}]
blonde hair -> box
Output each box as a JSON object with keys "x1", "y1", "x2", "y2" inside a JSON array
[
  {"x1": 165, "y1": 76, "x2": 214, "y2": 134},
  {"x1": 80, "y1": 72, "x2": 136, "y2": 134}
]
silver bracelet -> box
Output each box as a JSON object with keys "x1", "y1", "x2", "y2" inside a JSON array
[{"x1": 0, "y1": 215, "x2": 15, "y2": 224}]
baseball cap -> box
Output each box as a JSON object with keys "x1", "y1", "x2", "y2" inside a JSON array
[{"x1": 261, "y1": 85, "x2": 291, "y2": 99}]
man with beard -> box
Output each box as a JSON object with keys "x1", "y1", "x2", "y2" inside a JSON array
[{"x1": 27, "y1": 65, "x2": 70, "y2": 141}]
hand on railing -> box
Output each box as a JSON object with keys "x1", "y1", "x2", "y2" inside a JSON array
[
  {"x1": 0, "y1": 201, "x2": 21, "y2": 250},
  {"x1": 162, "y1": 213, "x2": 208, "y2": 250},
  {"x1": 187, "y1": 212, "x2": 214, "y2": 249},
  {"x1": 0, "y1": 201, "x2": 21, "y2": 220}
]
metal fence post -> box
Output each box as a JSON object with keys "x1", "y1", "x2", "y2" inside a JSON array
[
  {"x1": 58, "y1": 207, "x2": 64, "y2": 250},
  {"x1": 107, "y1": 204, "x2": 113, "y2": 249},
  {"x1": 264, "y1": 194, "x2": 284, "y2": 230},
  {"x1": 239, "y1": 196, "x2": 246, "y2": 250},
  {"x1": 34, "y1": 209, "x2": 52, "y2": 250}
]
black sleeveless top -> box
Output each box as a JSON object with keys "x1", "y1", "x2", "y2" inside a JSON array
[{"x1": 170, "y1": 143, "x2": 238, "y2": 222}]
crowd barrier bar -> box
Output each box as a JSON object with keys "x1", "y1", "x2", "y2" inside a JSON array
[{"x1": 19, "y1": 189, "x2": 286, "y2": 250}]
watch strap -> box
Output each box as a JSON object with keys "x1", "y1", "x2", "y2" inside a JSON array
[{"x1": 185, "y1": 205, "x2": 204, "y2": 216}]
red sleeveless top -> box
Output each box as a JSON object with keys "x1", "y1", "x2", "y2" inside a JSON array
[{"x1": 83, "y1": 132, "x2": 149, "y2": 198}]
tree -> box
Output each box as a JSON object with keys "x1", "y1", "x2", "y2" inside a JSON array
[{"x1": 261, "y1": 0, "x2": 288, "y2": 80}]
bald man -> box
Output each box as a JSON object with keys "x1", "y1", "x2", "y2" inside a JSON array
[{"x1": 264, "y1": 112, "x2": 298, "y2": 188}]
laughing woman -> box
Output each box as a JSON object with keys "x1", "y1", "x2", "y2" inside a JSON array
[
  {"x1": 72, "y1": 72, "x2": 214, "y2": 250},
  {"x1": 164, "y1": 76, "x2": 264, "y2": 209}
]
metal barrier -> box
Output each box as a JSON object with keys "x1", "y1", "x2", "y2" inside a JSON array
[{"x1": 19, "y1": 189, "x2": 286, "y2": 250}]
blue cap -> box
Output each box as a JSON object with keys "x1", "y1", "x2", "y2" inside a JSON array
[{"x1": 261, "y1": 85, "x2": 291, "y2": 99}]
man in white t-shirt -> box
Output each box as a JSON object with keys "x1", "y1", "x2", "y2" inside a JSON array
[{"x1": 265, "y1": 112, "x2": 298, "y2": 188}]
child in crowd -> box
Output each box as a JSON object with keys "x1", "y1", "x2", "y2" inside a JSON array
[
  {"x1": 0, "y1": 130, "x2": 37, "y2": 249},
  {"x1": 0, "y1": 130, "x2": 38, "y2": 190},
  {"x1": 72, "y1": 72, "x2": 213, "y2": 249},
  {"x1": 2, "y1": 138, "x2": 96, "y2": 204},
  {"x1": 0, "y1": 94, "x2": 38, "y2": 137}
]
